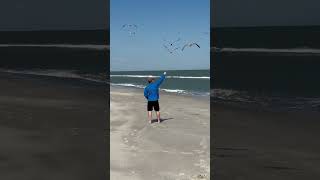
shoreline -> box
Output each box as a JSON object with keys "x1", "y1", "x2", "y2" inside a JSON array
[{"x1": 111, "y1": 85, "x2": 210, "y2": 101}]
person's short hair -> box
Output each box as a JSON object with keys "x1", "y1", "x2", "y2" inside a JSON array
[{"x1": 147, "y1": 76, "x2": 154, "y2": 83}]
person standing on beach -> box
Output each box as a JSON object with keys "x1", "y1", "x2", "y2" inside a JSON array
[{"x1": 144, "y1": 72, "x2": 166, "y2": 123}]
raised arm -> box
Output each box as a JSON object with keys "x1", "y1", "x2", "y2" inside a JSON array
[{"x1": 155, "y1": 72, "x2": 166, "y2": 87}]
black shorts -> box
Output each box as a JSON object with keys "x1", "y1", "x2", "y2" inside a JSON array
[{"x1": 147, "y1": 100, "x2": 160, "y2": 111}]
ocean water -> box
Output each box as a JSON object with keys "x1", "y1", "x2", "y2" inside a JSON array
[
  {"x1": 211, "y1": 26, "x2": 320, "y2": 112},
  {"x1": 2, "y1": 28, "x2": 320, "y2": 111},
  {"x1": 111, "y1": 70, "x2": 210, "y2": 96},
  {"x1": 0, "y1": 31, "x2": 210, "y2": 97},
  {"x1": 0, "y1": 30, "x2": 109, "y2": 83}
]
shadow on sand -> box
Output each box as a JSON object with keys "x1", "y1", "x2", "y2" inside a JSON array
[{"x1": 150, "y1": 118, "x2": 174, "y2": 123}]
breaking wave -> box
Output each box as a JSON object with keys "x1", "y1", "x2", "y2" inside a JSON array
[{"x1": 111, "y1": 83, "x2": 208, "y2": 96}]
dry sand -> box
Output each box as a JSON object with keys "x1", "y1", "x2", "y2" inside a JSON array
[{"x1": 110, "y1": 87, "x2": 210, "y2": 180}]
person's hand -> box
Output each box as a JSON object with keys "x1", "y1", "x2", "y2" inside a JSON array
[{"x1": 163, "y1": 72, "x2": 166, "y2": 75}]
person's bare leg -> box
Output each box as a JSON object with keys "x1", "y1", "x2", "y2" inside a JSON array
[
  {"x1": 156, "y1": 111, "x2": 161, "y2": 123},
  {"x1": 148, "y1": 111, "x2": 152, "y2": 123}
]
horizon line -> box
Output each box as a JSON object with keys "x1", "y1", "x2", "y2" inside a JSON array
[{"x1": 111, "y1": 69, "x2": 210, "y2": 72}]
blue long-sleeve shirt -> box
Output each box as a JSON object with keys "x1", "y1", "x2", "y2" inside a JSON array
[{"x1": 144, "y1": 74, "x2": 166, "y2": 101}]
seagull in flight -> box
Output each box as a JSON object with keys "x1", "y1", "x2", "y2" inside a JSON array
[
  {"x1": 182, "y1": 43, "x2": 200, "y2": 51},
  {"x1": 163, "y1": 45, "x2": 180, "y2": 54}
]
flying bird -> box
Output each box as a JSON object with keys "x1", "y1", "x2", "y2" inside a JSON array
[
  {"x1": 182, "y1": 43, "x2": 200, "y2": 51},
  {"x1": 162, "y1": 36, "x2": 182, "y2": 54},
  {"x1": 163, "y1": 45, "x2": 180, "y2": 54},
  {"x1": 121, "y1": 24, "x2": 138, "y2": 36},
  {"x1": 121, "y1": 24, "x2": 138, "y2": 29},
  {"x1": 163, "y1": 37, "x2": 181, "y2": 46}
]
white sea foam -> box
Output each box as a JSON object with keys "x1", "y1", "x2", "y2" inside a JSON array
[
  {"x1": 0, "y1": 44, "x2": 109, "y2": 50},
  {"x1": 167, "y1": 76, "x2": 209, "y2": 79},
  {"x1": 161, "y1": 89, "x2": 187, "y2": 93},
  {"x1": 0, "y1": 68, "x2": 208, "y2": 96},
  {"x1": 110, "y1": 83, "x2": 145, "y2": 89},
  {"x1": 110, "y1": 83, "x2": 203, "y2": 95}
]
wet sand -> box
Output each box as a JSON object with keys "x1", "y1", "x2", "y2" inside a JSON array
[
  {"x1": 212, "y1": 103, "x2": 320, "y2": 180},
  {"x1": 0, "y1": 72, "x2": 108, "y2": 180},
  {"x1": 110, "y1": 87, "x2": 210, "y2": 180}
]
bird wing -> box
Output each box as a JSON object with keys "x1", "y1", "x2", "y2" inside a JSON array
[
  {"x1": 191, "y1": 43, "x2": 200, "y2": 48},
  {"x1": 182, "y1": 44, "x2": 188, "y2": 51}
]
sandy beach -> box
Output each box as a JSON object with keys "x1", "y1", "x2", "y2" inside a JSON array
[
  {"x1": 0, "y1": 72, "x2": 108, "y2": 180},
  {"x1": 212, "y1": 102, "x2": 320, "y2": 180},
  {"x1": 110, "y1": 86, "x2": 210, "y2": 180}
]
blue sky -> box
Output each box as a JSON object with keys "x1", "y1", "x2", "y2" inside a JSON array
[{"x1": 111, "y1": 0, "x2": 210, "y2": 71}]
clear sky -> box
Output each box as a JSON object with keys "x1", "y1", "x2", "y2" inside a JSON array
[{"x1": 110, "y1": 0, "x2": 210, "y2": 71}]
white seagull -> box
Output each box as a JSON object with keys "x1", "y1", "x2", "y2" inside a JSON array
[{"x1": 182, "y1": 43, "x2": 200, "y2": 51}]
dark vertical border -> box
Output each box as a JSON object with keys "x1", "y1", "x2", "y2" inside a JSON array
[
  {"x1": 210, "y1": 0, "x2": 215, "y2": 179},
  {"x1": 106, "y1": 0, "x2": 110, "y2": 178}
]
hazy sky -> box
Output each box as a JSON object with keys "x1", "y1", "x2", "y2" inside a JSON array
[
  {"x1": 0, "y1": 0, "x2": 109, "y2": 30},
  {"x1": 212, "y1": 0, "x2": 320, "y2": 27},
  {"x1": 111, "y1": 0, "x2": 210, "y2": 71}
]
